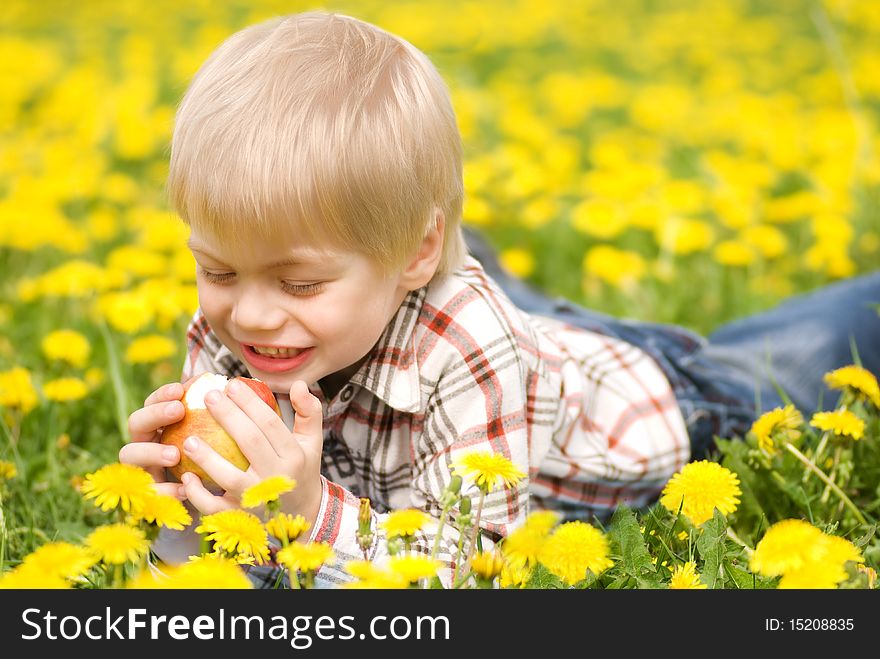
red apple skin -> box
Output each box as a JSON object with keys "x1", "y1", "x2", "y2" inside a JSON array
[{"x1": 160, "y1": 374, "x2": 281, "y2": 492}]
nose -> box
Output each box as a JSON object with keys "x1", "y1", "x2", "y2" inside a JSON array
[{"x1": 230, "y1": 282, "x2": 287, "y2": 333}]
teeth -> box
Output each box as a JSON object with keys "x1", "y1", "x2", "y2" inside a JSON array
[{"x1": 253, "y1": 346, "x2": 300, "y2": 358}]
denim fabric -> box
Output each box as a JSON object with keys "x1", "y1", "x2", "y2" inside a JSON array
[{"x1": 462, "y1": 227, "x2": 880, "y2": 460}]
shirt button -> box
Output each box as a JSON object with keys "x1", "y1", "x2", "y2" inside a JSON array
[{"x1": 340, "y1": 386, "x2": 353, "y2": 402}]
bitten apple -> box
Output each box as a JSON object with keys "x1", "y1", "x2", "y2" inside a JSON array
[{"x1": 160, "y1": 372, "x2": 281, "y2": 492}]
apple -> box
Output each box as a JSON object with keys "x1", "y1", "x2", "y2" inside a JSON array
[{"x1": 160, "y1": 372, "x2": 281, "y2": 492}]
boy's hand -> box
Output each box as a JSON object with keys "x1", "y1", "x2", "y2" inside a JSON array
[
  {"x1": 179, "y1": 379, "x2": 324, "y2": 531},
  {"x1": 120, "y1": 381, "x2": 187, "y2": 500}
]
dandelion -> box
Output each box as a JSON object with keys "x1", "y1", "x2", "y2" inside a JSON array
[
  {"x1": 0, "y1": 564, "x2": 71, "y2": 589},
  {"x1": 810, "y1": 409, "x2": 865, "y2": 440},
  {"x1": 124, "y1": 334, "x2": 178, "y2": 364},
  {"x1": 381, "y1": 509, "x2": 431, "y2": 540},
  {"x1": 669, "y1": 561, "x2": 707, "y2": 589},
  {"x1": 451, "y1": 451, "x2": 526, "y2": 494},
  {"x1": 0, "y1": 460, "x2": 17, "y2": 480},
  {"x1": 537, "y1": 521, "x2": 613, "y2": 586},
  {"x1": 241, "y1": 475, "x2": 296, "y2": 510},
  {"x1": 750, "y1": 519, "x2": 862, "y2": 586},
  {"x1": 824, "y1": 365, "x2": 880, "y2": 408},
  {"x1": 750, "y1": 405, "x2": 803, "y2": 454},
  {"x1": 660, "y1": 460, "x2": 741, "y2": 526},
  {"x1": 499, "y1": 561, "x2": 531, "y2": 589},
  {"x1": 130, "y1": 555, "x2": 253, "y2": 589},
  {"x1": 276, "y1": 542, "x2": 335, "y2": 575},
  {"x1": 501, "y1": 511, "x2": 560, "y2": 570},
  {"x1": 131, "y1": 493, "x2": 192, "y2": 530},
  {"x1": 41, "y1": 329, "x2": 91, "y2": 368},
  {"x1": 196, "y1": 509, "x2": 270, "y2": 564},
  {"x1": 81, "y1": 463, "x2": 155, "y2": 513},
  {"x1": 85, "y1": 524, "x2": 150, "y2": 565},
  {"x1": 471, "y1": 550, "x2": 505, "y2": 582},
  {"x1": 20, "y1": 542, "x2": 99, "y2": 581},
  {"x1": 387, "y1": 555, "x2": 442, "y2": 584},
  {"x1": 265, "y1": 513, "x2": 311, "y2": 544},
  {"x1": 0, "y1": 367, "x2": 40, "y2": 415},
  {"x1": 343, "y1": 561, "x2": 407, "y2": 589},
  {"x1": 499, "y1": 248, "x2": 535, "y2": 278},
  {"x1": 42, "y1": 377, "x2": 89, "y2": 402}
]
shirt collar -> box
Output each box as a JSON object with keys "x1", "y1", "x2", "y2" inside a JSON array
[{"x1": 348, "y1": 286, "x2": 426, "y2": 413}]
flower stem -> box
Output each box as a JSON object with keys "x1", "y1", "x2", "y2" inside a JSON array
[
  {"x1": 820, "y1": 446, "x2": 843, "y2": 504},
  {"x1": 463, "y1": 489, "x2": 486, "y2": 571},
  {"x1": 430, "y1": 506, "x2": 451, "y2": 561},
  {"x1": 803, "y1": 431, "x2": 830, "y2": 484},
  {"x1": 784, "y1": 443, "x2": 867, "y2": 525}
]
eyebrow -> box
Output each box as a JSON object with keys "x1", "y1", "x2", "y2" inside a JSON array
[{"x1": 187, "y1": 241, "x2": 320, "y2": 269}]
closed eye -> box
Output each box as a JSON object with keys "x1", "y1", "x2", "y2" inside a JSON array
[
  {"x1": 199, "y1": 269, "x2": 234, "y2": 283},
  {"x1": 281, "y1": 281, "x2": 324, "y2": 296}
]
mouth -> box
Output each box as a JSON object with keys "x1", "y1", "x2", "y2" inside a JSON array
[
  {"x1": 246, "y1": 344, "x2": 306, "y2": 359},
  {"x1": 240, "y1": 343, "x2": 315, "y2": 372}
]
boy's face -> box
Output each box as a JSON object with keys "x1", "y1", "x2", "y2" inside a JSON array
[{"x1": 188, "y1": 228, "x2": 412, "y2": 395}]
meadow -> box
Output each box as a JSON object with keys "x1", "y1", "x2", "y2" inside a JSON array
[{"x1": 0, "y1": 0, "x2": 879, "y2": 588}]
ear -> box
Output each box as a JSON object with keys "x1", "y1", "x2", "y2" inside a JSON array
[{"x1": 399, "y1": 209, "x2": 445, "y2": 290}]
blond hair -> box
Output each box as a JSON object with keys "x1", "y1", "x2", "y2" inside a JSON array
[{"x1": 168, "y1": 11, "x2": 466, "y2": 277}]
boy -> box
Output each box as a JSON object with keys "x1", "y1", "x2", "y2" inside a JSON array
[{"x1": 121, "y1": 11, "x2": 880, "y2": 588}]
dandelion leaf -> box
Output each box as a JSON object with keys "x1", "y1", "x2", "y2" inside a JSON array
[
  {"x1": 695, "y1": 509, "x2": 727, "y2": 588},
  {"x1": 608, "y1": 506, "x2": 657, "y2": 582}
]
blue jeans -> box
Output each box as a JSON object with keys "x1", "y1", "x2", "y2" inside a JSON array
[{"x1": 463, "y1": 227, "x2": 880, "y2": 459}]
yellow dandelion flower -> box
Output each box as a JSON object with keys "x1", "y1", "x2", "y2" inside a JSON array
[
  {"x1": 265, "y1": 513, "x2": 311, "y2": 543},
  {"x1": 85, "y1": 367, "x2": 106, "y2": 390},
  {"x1": 824, "y1": 365, "x2": 880, "y2": 408},
  {"x1": 750, "y1": 405, "x2": 803, "y2": 454},
  {"x1": 81, "y1": 463, "x2": 155, "y2": 513},
  {"x1": 537, "y1": 521, "x2": 613, "y2": 586},
  {"x1": 241, "y1": 475, "x2": 297, "y2": 509},
  {"x1": 124, "y1": 334, "x2": 178, "y2": 364},
  {"x1": 42, "y1": 377, "x2": 89, "y2": 402},
  {"x1": 499, "y1": 248, "x2": 535, "y2": 278},
  {"x1": 471, "y1": 550, "x2": 505, "y2": 581},
  {"x1": 669, "y1": 561, "x2": 707, "y2": 589},
  {"x1": 810, "y1": 409, "x2": 865, "y2": 440},
  {"x1": 388, "y1": 555, "x2": 442, "y2": 583},
  {"x1": 750, "y1": 519, "x2": 828, "y2": 576},
  {"x1": 21, "y1": 542, "x2": 99, "y2": 580},
  {"x1": 0, "y1": 367, "x2": 40, "y2": 415},
  {"x1": 195, "y1": 510, "x2": 270, "y2": 564},
  {"x1": 0, "y1": 564, "x2": 71, "y2": 589},
  {"x1": 129, "y1": 555, "x2": 253, "y2": 589},
  {"x1": 276, "y1": 542, "x2": 335, "y2": 574},
  {"x1": 342, "y1": 561, "x2": 408, "y2": 589},
  {"x1": 677, "y1": 530, "x2": 689, "y2": 541},
  {"x1": 0, "y1": 460, "x2": 17, "y2": 480},
  {"x1": 41, "y1": 329, "x2": 91, "y2": 368},
  {"x1": 381, "y1": 509, "x2": 431, "y2": 539},
  {"x1": 777, "y1": 561, "x2": 848, "y2": 589},
  {"x1": 822, "y1": 534, "x2": 863, "y2": 566},
  {"x1": 451, "y1": 451, "x2": 526, "y2": 494},
  {"x1": 130, "y1": 493, "x2": 192, "y2": 530},
  {"x1": 660, "y1": 460, "x2": 741, "y2": 526},
  {"x1": 499, "y1": 560, "x2": 532, "y2": 588},
  {"x1": 85, "y1": 524, "x2": 150, "y2": 565},
  {"x1": 501, "y1": 511, "x2": 559, "y2": 570}
]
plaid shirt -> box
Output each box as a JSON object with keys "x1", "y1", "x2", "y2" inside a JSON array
[{"x1": 180, "y1": 256, "x2": 689, "y2": 587}]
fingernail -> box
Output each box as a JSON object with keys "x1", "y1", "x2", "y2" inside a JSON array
[
  {"x1": 228, "y1": 379, "x2": 242, "y2": 394},
  {"x1": 165, "y1": 401, "x2": 182, "y2": 417},
  {"x1": 183, "y1": 436, "x2": 198, "y2": 453},
  {"x1": 205, "y1": 391, "x2": 220, "y2": 404},
  {"x1": 161, "y1": 446, "x2": 178, "y2": 462},
  {"x1": 177, "y1": 485, "x2": 187, "y2": 499},
  {"x1": 181, "y1": 472, "x2": 193, "y2": 484}
]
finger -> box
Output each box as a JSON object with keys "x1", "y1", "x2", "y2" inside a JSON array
[
  {"x1": 202, "y1": 389, "x2": 280, "y2": 472},
  {"x1": 180, "y1": 472, "x2": 236, "y2": 515},
  {"x1": 289, "y1": 380, "x2": 324, "y2": 455},
  {"x1": 128, "y1": 399, "x2": 186, "y2": 444},
  {"x1": 119, "y1": 442, "x2": 181, "y2": 480},
  {"x1": 152, "y1": 481, "x2": 188, "y2": 501},
  {"x1": 225, "y1": 378, "x2": 293, "y2": 458},
  {"x1": 180, "y1": 435, "x2": 251, "y2": 495},
  {"x1": 144, "y1": 382, "x2": 184, "y2": 407}
]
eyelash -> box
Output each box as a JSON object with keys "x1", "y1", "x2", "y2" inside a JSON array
[{"x1": 199, "y1": 270, "x2": 324, "y2": 296}]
